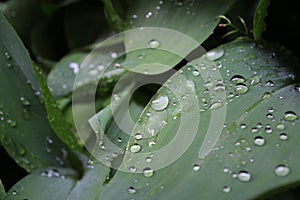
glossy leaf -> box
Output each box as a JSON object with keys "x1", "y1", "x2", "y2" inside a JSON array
[
  {"x1": 0, "y1": 180, "x2": 5, "y2": 200},
  {"x1": 0, "y1": 13, "x2": 78, "y2": 172},
  {"x1": 5, "y1": 167, "x2": 78, "y2": 200},
  {"x1": 253, "y1": 0, "x2": 270, "y2": 40},
  {"x1": 98, "y1": 39, "x2": 300, "y2": 199}
]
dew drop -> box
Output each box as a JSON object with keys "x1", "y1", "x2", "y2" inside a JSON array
[
  {"x1": 237, "y1": 171, "x2": 251, "y2": 182},
  {"x1": 279, "y1": 133, "x2": 288, "y2": 141},
  {"x1": 130, "y1": 144, "x2": 142, "y2": 153},
  {"x1": 143, "y1": 167, "x2": 154, "y2": 177},
  {"x1": 222, "y1": 185, "x2": 231, "y2": 193},
  {"x1": 69, "y1": 62, "x2": 79, "y2": 74},
  {"x1": 251, "y1": 127, "x2": 258, "y2": 133},
  {"x1": 20, "y1": 96, "x2": 30, "y2": 106},
  {"x1": 151, "y1": 95, "x2": 169, "y2": 111},
  {"x1": 254, "y1": 136, "x2": 265, "y2": 146},
  {"x1": 283, "y1": 111, "x2": 298, "y2": 121},
  {"x1": 128, "y1": 186, "x2": 137, "y2": 194},
  {"x1": 265, "y1": 127, "x2": 272, "y2": 134},
  {"x1": 276, "y1": 123, "x2": 285, "y2": 130},
  {"x1": 266, "y1": 80, "x2": 274, "y2": 87},
  {"x1": 210, "y1": 102, "x2": 223, "y2": 110},
  {"x1": 230, "y1": 75, "x2": 246, "y2": 84},
  {"x1": 99, "y1": 140, "x2": 106, "y2": 150},
  {"x1": 235, "y1": 84, "x2": 248, "y2": 94},
  {"x1": 206, "y1": 48, "x2": 224, "y2": 61},
  {"x1": 266, "y1": 113, "x2": 274, "y2": 120},
  {"x1": 148, "y1": 39, "x2": 160, "y2": 49},
  {"x1": 262, "y1": 92, "x2": 271, "y2": 99},
  {"x1": 4, "y1": 52, "x2": 11, "y2": 60},
  {"x1": 240, "y1": 123, "x2": 247, "y2": 129},
  {"x1": 193, "y1": 164, "x2": 200, "y2": 172},
  {"x1": 250, "y1": 75, "x2": 260, "y2": 85},
  {"x1": 145, "y1": 11, "x2": 153, "y2": 18},
  {"x1": 274, "y1": 165, "x2": 290, "y2": 177},
  {"x1": 214, "y1": 83, "x2": 226, "y2": 93},
  {"x1": 192, "y1": 70, "x2": 200, "y2": 77},
  {"x1": 134, "y1": 133, "x2": 143, "y2": 140},
  {"x1": 129, "y1": 166, "x2": 137, "y2": 173}
]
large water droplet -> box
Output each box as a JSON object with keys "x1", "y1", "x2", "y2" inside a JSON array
[
  {"x1": 237, "y1": 171, "x2": 251, "y2": 182},
  {"x1": 143, "y1": 167, "x2": 154, "y2": 177},
  {"x1": 206, "y1": 48, "x2": 224, "y2": 61},
  {"x1": 151, "y1": 95, "x2": 169, "y2": 111},
  {"x1": 274, "y1": 165, "x2": 290, "y2": 177},
  {"x1": 148, "y1": 39, "x2": 160, "y2": 49},
  {"x1": 230, "y1": 75, "x2": 246, "y2": 84},
  {"x1": 235, "y1": 84, "x2": 248, "y2": 94},
  {"x1": 130, "y1": 144, "x2": 142, "y2": 153},
  {"x1": 254, "y1": 136, "x2": 265, "y2": 146},
  {"x1": 283, "y1": 111, "x2": 298, "y2": 121}
]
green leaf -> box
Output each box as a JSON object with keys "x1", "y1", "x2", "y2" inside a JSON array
[
  {"x1": 0, "y1": 12, "x2": 79, "y2": 172},
  {"x1": 253, "y1": 0, "x2": 270, "y2": 40},
  {"x1": 119, "y1": 0, "x2": 237, "y2": 73},
  {"x1": 97, "y1": 39, "x2": 300, "y2": 199},
  {"x1": 33, "y1": 66, "x2": 84, "y2": 152},
  {"x1": 5, "y1": 167, "x2": 79, "y2": 200},
  {"x1": 0, "y1": 180, "x2": 5, "y2": 200}
]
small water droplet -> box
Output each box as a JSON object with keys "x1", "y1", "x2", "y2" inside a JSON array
[
  {"x1": 192, "y1": 70, "x2": 200, "y2": 77},
  {"x1": 265, "y1": 127, "x2": 272, "y2": 134},
  {"x1": 274, "y1": 165, "x2": 290, "y2": 177},
  {"x1": 145, "y1": 11, "x2": 153, "y2": 18},
  {"x1": 266, "y1": 80, "x2": 274, "y2": 87},
  {"x1": 206, "y1": 48, "x2": 224, "y2": 61},
  {"x1": 210, "y1": 102, "x2": 223, "y2": 110},
  {"x1": 129, "y1": 166, "x2": 137, "y2": 173},
  {"x1": 230, "y1": 75, "x2": 246, "y2": 84},
  {"x1": 69, "y1": 62, "x2": 79, "y2": 74},
  {"x1": 128, "y1": 186, "x2": 137, "y2": 194},
  {"x1": 283, "y1": 111, "x2": 298, "y2": 121},
  {"x1": 251, "y1": 127, "x2": 258, "y2": 133},
  {"x1": 193, "y1": 164, "x2": 200, "y2": 172},
  {"x1": 214, "y1": 83, "x2": 226, "y2": 93},
  {"x1": 145, "y1": 156, "x2": 152, "y2": 163},
  {"x1": 143, "y1": 167, "x2": 154, "y2": 177},
  {"x1": 235, "y1": 84, "x2": 248, "y2": 94},
  {"x1": 99, "y1": 140, "x2": 106, "y2": 150},
  {"x1": 134, "y1": 133, "x2": 143, "y2": 140},
  {"x1": 130, "y1": 144, "x2": 141, "y2": 153},
  {"x1": 148, "y1": 39, "x2": 160, "y2": 49},
  {"x1": 151, "y1": 95, "x2": 169, "y2": 111},
  {"x1": 268, "y1": 107, "x2": 274, "y2": 113},
  {"x1": 4, "y1": 52, "x2": 11, "y2": 60},
  {"x1": 240, "y1": 123, "x2": 247, "y2": 129},
  {"x1": 276, "y1": 123, "x2": 285, "y2": 130},
  {"x1": 132, "y1": 14, "x2": 138, "y2": 19},
  {"x1": 256, "y1": 123, "x2": 263, "y2": 129},
  {"x1": 279, "y1": 133, "x2": 288, "y2": 141},
  {"x1": 12, "y1": 191, "x2": 17, "y2": 196},
  {"x1": 20, "y1": 96, "x2": 30, "y2": 106},
  {"x1": 254, "y1": 136, "x2": 265, "y2": 146},
  {"x1": 266, "y1": 113, "x2": 274, "y2": 120},
  {"x1": 222, "y1": 185, "x2": 231, "y2": 193},
  {"x1": 237, "y1": 171, "x2": 251, "y2": 182},
  {"x1": 262, "y1": 92, "x2": 271, "y2": 99},
  {"x1": 250, "y1": 75, "x2": 260, "y2": 85}
]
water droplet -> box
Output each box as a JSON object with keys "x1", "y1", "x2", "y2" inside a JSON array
[
  {"x1": 254, "y1": 136, "x2": 265, "y2": 146},
  {"x1": 250, "y1": 75, "x2": 260, "y2": 85},
  {"x1": 237, "y1": 171, "x2": 251, "y2": 182},
  {"x1": 214, "y1": 83, "x2": 226, "y2": 93},
  {"x1": 266, "y1": 80, "x2": 274, "y2": 87},
  {"x1": 20, "y1": 96, "x2": 30, "y2": 106},
  {"x1": 262, "y1": 92, "x2": 271, "y2": 99},
  {"x1": 117, "y1": 137, "x2": 122, "y2": 143},
  {"x1": 240, "y1": 123, "x2": 247, "y2": 129},
  {"x1": 134, "y1": 133, "x2": 143, "y2": 140},
  {"x1": 283, "y1": 111, "x2": 298, "y2": 121},
  {"x1": 69, "y1": 62, "x2": 79, "y2": 74},
  {"x1": 145, "y1": 156, "x2": 152, "y2": 163},
  {"x1": 274, "y1": 165, "x2": 290, "y2": 177},
  {"x1": 148, "y1": 39, "x2": 160, "y2": 49},
  {"x1": 110, "y1": 52, "x2": 118, "y2": 59},
  {"x1": 129, "y1": 166, "x2": 137, "y2": 173},
  {"x1": 192, "y1": 70, "x2": 200, "y2": 77},
  {"x1": 256, "y1": 123, "x2": 262, "y2": 128},
  {"x1": 266, "y1": 113, "x2": 274, "y2": 120},
  {"x1": 222, "y1": 185, "x2": 231, "y2": 193},
  {"x1": 132, "y1": 14, "x2": 138, "y2": 19},
  {"x1": 4, "y1": 52, "x2": 11, "y2": 60},
  {"x1": 173, "y1": 0, "x2": 184, "y2": 6},
  {"x1": 41, "y1": 169, "x2": 60, "y2": 178},
  {"x1": 268, "y1": 107, "x2": 274, "y2": 113},
  {"x1": 210, "y1": 102, "x2": 223, "y2": 110},
  {"x1": 235, "y1": 84, "x2": 248, "y2": 94},
  {"x1": 265, "y1": 127, "x2": 272, "y2": 134},
  {"x1": 128, "y1": 186, "x2": 137, "y2": 194},
  {"x1": 279, "y1": 133, "x2": 288, "y2": 141},
  {"x1": 143, "y1": 167, "x2": 154, "y2": 177},
  {"x1": 276, "y1": 123, "x2": 285, "y2": 130},
  {"x1": 12, "y1": 191, "x2": 17, "y2": 196},
  {"x1": 151, "y1": 95, "x2": 169, "y2": 111},
  {"x1": 145, "y1": 11, "x2": 153, "y2": 18},
  {"x1": 130, "y1": 144, "x2": 141, "y2": 153},
  {"x1": 251, "y1": 127, "x2": 258, "y2": 133},
  {"x1": 230, "y1": 75, "x2": 246, "y2": 84},
  {"x1": 193, "y1": 164, "x2": 200, "y2": 172},
  {"x1": 99, "y1": 140, "x2": 106, "y2": 150},
  {"x1": 206, "y1": 48, "x2": 224, "y2": 61}
]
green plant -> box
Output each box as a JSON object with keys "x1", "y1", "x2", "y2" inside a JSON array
[{"x1": 1, "y1": 0, "x2": 300, "y2": 199}]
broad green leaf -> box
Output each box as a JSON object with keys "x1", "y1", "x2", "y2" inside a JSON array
[
  {"x1": 0, "y1": 180, "x2": 5, "y2": 200},
  {"x1": 253, "y1": 0, "x2": 270, "y2": 40},
  {"x1": 5, "y1": 167, "x2": 78, "y2": 200},
  {"x1": 0, "y1": 13, "x2": 79, "y2": 172},
  {"x1": 98, "y1": 39, "x2": 300, "y2": 199},
  {"x1": 120, "y1": 0, "x2": 237, "y2": 73}
]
